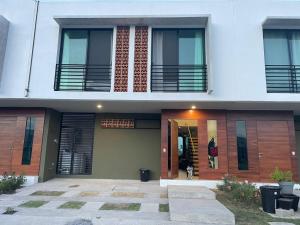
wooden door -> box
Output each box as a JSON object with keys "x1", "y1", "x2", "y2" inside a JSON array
[
  {"x1": 170, "y1": 120, "x2": 179, "y2": 178},
  {"x1": 257, "y1": 121, "x2": 291, "y2": 181},
  {"x1": 0, "y1": 116, "x2": 17, "y2": 174}
]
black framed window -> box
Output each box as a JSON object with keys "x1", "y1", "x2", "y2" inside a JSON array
[
  {"x1": 22, "y1": 117, "x2": 36, "y2": 165},
  {"x1": 236, "y1": 121, "x2": 248, "y2": 170},
  {"x1": 264, "y1": 29, "x2": 300, "y2": 93},
  {"x1": 55, "y1": 29, "x2": 113, "y2": 91},
  {"x1": 151, "y1": 28, "x2": 207, "y2": 92}
]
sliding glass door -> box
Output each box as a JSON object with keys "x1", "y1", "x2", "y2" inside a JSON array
[
  {"x1": 152, "y1": 28, "x2": 206, "y2": 92},
  {"x1": 58, "y1": 29, "x2": 113, "y2": 91}
]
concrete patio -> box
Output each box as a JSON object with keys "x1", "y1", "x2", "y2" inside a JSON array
[{"x1": 0, "y1": 178, "x2": 237, "y2": 225}]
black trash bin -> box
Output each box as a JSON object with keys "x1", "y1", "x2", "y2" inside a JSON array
[
  {"x1": 280, "y1": 194, "x2": 300, "y2": 211},
  {"x1": 139, "y1": 168, "x2": 150, "y2": 182},
  {"x1": 260, "y1": 185, "x2": 281, "y2": 214}
]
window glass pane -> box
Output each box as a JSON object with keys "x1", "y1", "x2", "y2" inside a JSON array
[
  {"x1": 178, "y1": 30, "x2": 204, "y2": 65},
  {"x1": 263, "y1": 30, "x2": 290, "y2": 65},
  {"x1": 61, "y1": 30, "x2": 88, "y2": 64},
  {"x1": 207, "y1": 120, "x2": 218, "y2": 169},
  {"x1": 22, "y1": 117, "x2": 36, "y2": 165},
  {"x1": 178, "y1": 29, "x2": 205, "y2": 91},
  {"x1": 236, "y1": 121, "x2": 248, "y2": 170}
]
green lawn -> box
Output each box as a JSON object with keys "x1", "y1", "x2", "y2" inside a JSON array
[
  {"x1": 159, "y1": 203, "x2": 169, "y2": 212},
  {"x1": 100, "y1": 203, "x2": 141, "y2": 211},
  {"x1": 19, "y1": 200, "x2": 48, "y2": 208},
  {"x1": 31, "y1": 191, "x2": 65, "y2": 196},
  {"x1": 216, "y1": 190, "x2": 300, "y2": 225},
  {"x1": 58, "y1": 201, "x2": 86, "y2": 209}
]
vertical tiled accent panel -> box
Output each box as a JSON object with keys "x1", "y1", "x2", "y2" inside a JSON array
[
  {"x1": 133, "y1": 26, "x2": 148, "y2": 92},
  {"x1": 114, "y1": 26, "x2": 130, "y2": 92}
]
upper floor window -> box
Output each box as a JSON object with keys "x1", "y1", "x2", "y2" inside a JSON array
[
  {"x1": 55, "y1": 29, "x2": 113, "y2": 92},
  {"x1": 264, "y1": 30, "x2": 300, "y2": 93},
  {"x1": 151, "y1": 28, "x2": 207, "y2": 92}
]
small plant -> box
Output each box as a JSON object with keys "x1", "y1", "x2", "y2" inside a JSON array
[
  {"x1": 217, "y1": 175, "x2": 260, "y2": 205},
  {"x1": 0, "y1": 172, "x2": 26, "y2": 194},
  {"x1": 3, "y1": 207, "x2": 17, "y2": 215},
  {"x1": 271, "y1": 167, "x2": 293, "y2": 182}
]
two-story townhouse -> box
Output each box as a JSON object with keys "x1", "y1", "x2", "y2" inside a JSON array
[{"x1": 0, "y1": 0, "x2": 300, "y2": 186}]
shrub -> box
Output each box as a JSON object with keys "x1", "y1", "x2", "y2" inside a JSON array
[
  {"x1": 217, "y1": 175, "x2": 260, "y2": 205},
  {"x1": 0, "y1": 172, "x2": 26, "y2": 194},
  {"x1": 271, "y1": 167, "x2": 293, "y2": 182}
]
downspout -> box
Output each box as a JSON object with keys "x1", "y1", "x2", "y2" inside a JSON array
[{"x1": 25, "y1": 0, "x2": 40, "y2": 97}]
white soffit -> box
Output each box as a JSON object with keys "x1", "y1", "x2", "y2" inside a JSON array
[
  {"x1": 54, "y1": 15, "x2": 209, "y2": 27},
  {"x1": 263, "y1": 17, "x2": 300, "y2": 29}
]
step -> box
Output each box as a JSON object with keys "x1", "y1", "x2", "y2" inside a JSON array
[
  {"x1": 168, "y1": 185, "x2": 215, "y2": 200},
  {"x1": 169, "y1": 198, "x2": 235, "y2": 225}
]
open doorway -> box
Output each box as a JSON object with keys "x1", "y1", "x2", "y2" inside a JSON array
[{"x1": 168, "y1": 119, "x2": 198, "y2": 179}]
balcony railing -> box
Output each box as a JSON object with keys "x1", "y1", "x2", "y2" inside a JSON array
[
  {"x1": 151, "y1": 65, "x2": 207, "y2": 92},
  {"x1": 54, "y1": 64, "x2": 111, "y2": 91},
  {"x1": 266, "y1": 65, "x2": 300, "y2": 93}
]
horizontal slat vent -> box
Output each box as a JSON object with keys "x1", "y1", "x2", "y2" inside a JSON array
[{"x1": 57, "y1": 113, "x2": 95, "y2": 175}]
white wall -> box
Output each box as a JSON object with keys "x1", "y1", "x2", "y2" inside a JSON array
[{"x1": 1, "y1": 0, "x2": 300, "y2": 105}]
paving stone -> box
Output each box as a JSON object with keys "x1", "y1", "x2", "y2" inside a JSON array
[
  {"x1": 168, "y1": 185, "x2": 215, "y2": 200},
  {"x1": 60, "y1": 191, "x2": 81, "y2": 198},
  {"x1": 275, "y1": 208, "x2": 295, "y2": 217},
  {"x1": 169, "y1": 198, "x2": 235, "y2": 225},
  {"x1": 81, "y1": 202, "x2": 104, "y2": 211},
  {"x1": 269, "y1": 223, "x2": 295, "y2": 225},
  {"x1": 39, "y1": 201, "x2": 66, "y2": 210},
  {"x1": 140, "y1": 203, "x2": 159, "y2": 212}
]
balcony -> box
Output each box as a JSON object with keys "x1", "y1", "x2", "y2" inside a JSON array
[
  {"x1": 54, "y1": 64, "x2": 111, "y2": 91},
  {"x1": 151, "y1": 65, "x2": 207, "y2": 92},
  {"x1": 265, "y1": 65, "x2": 300, "y2": 93}
]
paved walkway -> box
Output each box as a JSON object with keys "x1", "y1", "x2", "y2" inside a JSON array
[{"x1": 0, "y1": 178, "x2": 234, "y2": 225}]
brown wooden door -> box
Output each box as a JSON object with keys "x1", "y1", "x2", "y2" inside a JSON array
[
  {"x1": 170, "y1": 120, "x2": 179, "y2": 178},
  {"x1": 257, "y1": 121, "x2": 291, "y2": 181},
  {"x1": 0, "y1": 116, "x2": 17, "y2": 174}
]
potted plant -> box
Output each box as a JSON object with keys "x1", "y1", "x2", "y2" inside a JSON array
[{"x1": 271, "y1": 167, "x2": 294, "y2": 194}]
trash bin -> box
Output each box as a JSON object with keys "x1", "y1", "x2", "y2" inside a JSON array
[
  {"x1": 139, "y1": 168, "x2": 150, "y2": 182},
  {"x1": 260, "y1": 185, "x2": 281, "y2": 214},
  {"x1": 280, "y1": 194, "x2": 300, "y2": 211}
]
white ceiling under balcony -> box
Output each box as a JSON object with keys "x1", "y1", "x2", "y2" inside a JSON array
[
  {"x1": 1, "y1": 99, "x2": 300, "y2": 115},
  {"x1": 54, "y1": 15, "x2": 209, "y2": 27}
]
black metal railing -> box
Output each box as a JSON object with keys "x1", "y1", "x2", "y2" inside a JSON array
[
  {"x1": 266, "y1": 65, "x2": 300, "y2": 93},
  {"x1": 54, "y1": 64, "x2": 111, "y2": 91},
  {"x1": 151, "y1": 65, "x2": 207, "y2": 92}
]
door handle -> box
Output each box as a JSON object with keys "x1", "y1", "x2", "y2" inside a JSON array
[
  {"x1": 259, "y1": 153, "x2": 263, "y2": 158},
  {"x1": 8, "y1": 144, "x2": 13, "y2": 151}
]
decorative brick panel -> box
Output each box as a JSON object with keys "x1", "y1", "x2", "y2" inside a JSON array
[
  {"x1": 133, "y1": 26, "x2": 148, "y2": 92},
  {"x1": 101, "y1": 119, "x2": 134, "y2": 129},
  {"x1": 114, "y1": 26, "x2": 130, "y2": 92}
]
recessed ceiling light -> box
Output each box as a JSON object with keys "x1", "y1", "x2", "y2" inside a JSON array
[
  {"x1": 191, "y1": 105, "x2": 196, "y2": 109},
  {"x1": 97, "y1": 104, "x2": 102, "y2": 109}
]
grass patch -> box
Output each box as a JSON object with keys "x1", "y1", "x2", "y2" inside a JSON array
[
  {"x1": 216, "y1": 190, "x2": 300, "y2": 225},
  {"x1": 159, "y1": 203, "x2": 169, "y2": 212},
  {"x1": 100, "y1": 203, "x2": 141, "y2": 211},
  {"x1": 111, "y1": 192, "x2": 145, "y2": 198},
  {"x1": 19, "y1": 200, "x2": 48, "y2": 208},
  {"x1": 3, "y1": 207, "x2": 17, "y2": 215},
  {"x1": 31, "y1": 191, "x2": 65, "y2": 196},
  {"x1": 58, "y1": 201, "x2": 86, "y2": 209},
  {"x1": 79, "y1": 191, "x2": 99, "y2": 197}
]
